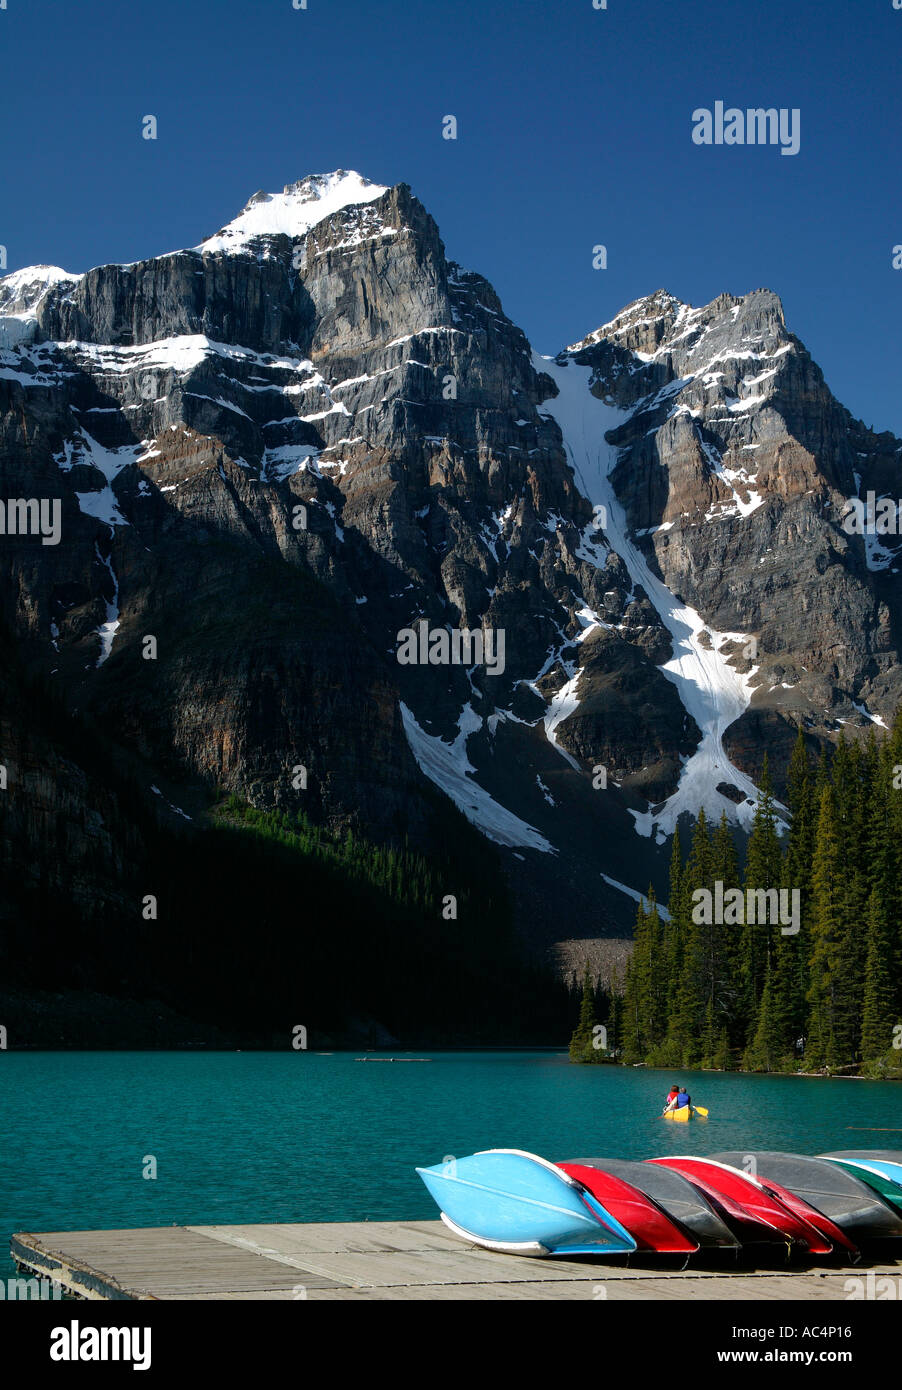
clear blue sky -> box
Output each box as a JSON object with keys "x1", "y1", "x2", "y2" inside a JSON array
[{"x1": 2, "y1": 0, "x2": 900, "y2": 432}]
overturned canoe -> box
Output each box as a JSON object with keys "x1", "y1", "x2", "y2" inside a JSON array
[
  {"x1": 709, "y1": 1153, "x2": 856, "y2": 1257},
  {"x1": 820, "y1": 1151, "x2": 902, "y2": 1189},
  {"x1": 557, "y1": 1161, "x2": 699, "y2": 1254},
  {"x1": 820, "y1": 1154, "x2": 902, "y2": 1213},
  {"x1": 569, "y1": 1156, "x2": 739, "y2": 1250},
  {"x1": 715, "y1": 1151, "x2": 902, "y2": 1242},
  {"x1": 648, "y1": 1156, "x2": 831, "y2": 1252},
  {"x1": 415, "y1": 1149, "x2": 637, "y2": 1257}
]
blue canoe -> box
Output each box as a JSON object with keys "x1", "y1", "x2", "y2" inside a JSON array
[{"x1": 416, "y1": 1148, "x2": 638, "y2": 1257}]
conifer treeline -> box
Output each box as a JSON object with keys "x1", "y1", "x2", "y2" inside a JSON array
[{"x1": 571, "y1": 719, "x2": 902, "y2": 1076}]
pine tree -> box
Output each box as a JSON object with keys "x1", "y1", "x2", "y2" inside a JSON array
[
  {"x1": 831, "y1": 737, "x2": 868, "y2": 1060},
  {"x1": 621, "y1": 907, "x2": 645, "y2": 1066},
  {"x1": 608, "y1": 968, "x2": 623, "y2": 1059},
  {"x1": 786, "y1": 729, "x2": 815, "y2": 899},
  {"x1": 700, "y1": 998, "x2": 719, "y2": 1068},
  {"x1": 663, "y1": 831, "x2": 688, "y2": 996},
  {"x1": 783, "y1": 728, "x2": 815, "y2": 1047},
  {"x1": 770, "y1": 928, "x2": 804, "y2": 1066},
  {"x1": 805, "y1": 786, "x2": 844, "y2": 1068},
  {"x1": 860, "y1": 887, "x2": 896, "y2": 1064},
  {"x1": 644, "y1": 890, "x2": 667, "y2": 1053},
  {"x1": 621, "y1": 897, "x2": 665, "y2": 1064},
  {"x1": 743, "y1": 959, "x2": 785, "y2": 1071},
  {"x1": 739, "y1": 756, "x2": 783, "y2": 1041},
  {"x1": 656, "y1": 828, "x2": 690, "y2": 1065},
  {"x1": 711, "y1": 812, "x2": 742, "y2": 1037},
  {"x1": 669, "y1": 810, "x2": 714, "y2": 1067},
  {"x1": 883, "y1": 716, "x2": 902, "y2": 1010},
  {"x1": 569, "y1": 962, "x2": 598, "y2": 1061},
  {"x1": 589, "y1": 702, "x2": 902, "y2": 1077},
  {"x1": 713, "y1": 1026, "x2": 734, "y2": 1071}
]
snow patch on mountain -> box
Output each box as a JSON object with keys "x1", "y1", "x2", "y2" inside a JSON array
[
  {"x1": 851, "y1": 700, "x2": 888, "y2": 730},
  {"x1": 93, "y1": 543, "x2": 121, "y2": 666},
  {"x1": 569, "y1": 291, "x2": 684, "y2": 351},
  {"x1": 543, "y1": 669, "x2": 584, "y2": 771},
  {"x1": 0, "y1": 265, "x2": 82, "y2": 348},
  {"x1": 601, "y1": 873, "x2": 671, "y2": 922},
  {"x1": 66, "y1": 428, "x2": 145, "y2": 528},
  {"x1": 198, "y1": 171, "x2": 388, "y2": 255},
  {"x1": 62, "y1": 335, "x2": 315, "y2": 378},
  {"x1": 0, "y1": 264, "x2": 82, "y2": 317},
  {"x1": 536, "y1": 352, "x2": 763, "y2": 842},
  {"x1": 262, "y1": 444, "x2": 322, "y2": 481},
  {"x1": 400, "y1": 702, "x2": 555, "y2": 853},
  {"x1": 699, "y1": 436, "x2": 765, "y2": 519}
]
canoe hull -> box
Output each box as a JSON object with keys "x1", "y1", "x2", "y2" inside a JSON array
[
  {"x1": 820, "y1": 1157, "x2": 902, "y2": 1213},
  {"x1": 648, "y1": 1156, "x2": 828, "y2": 1250},
  {"x1": 820, "y1": 1152, "x2": 902, "y2": 1191},
  {"x1": 416, "y1": 1149, "x2": 637, "y2": 1257},
  {"x1": 439, "y1": 1212, "x2": 551, "y2": 1257},
  {"x1": 570, "y1": 1156, "x2": 739, "y2": 1250},
  {"x1": 744, "y1": 1175, "x2": 852, "y2": 1256},
  {"x1": 714, "y1": 1151, "x2": 902, "y2": 1242},
  {"x1": 558, "y1": 1162, "x2": 699, "y2": 1253}
]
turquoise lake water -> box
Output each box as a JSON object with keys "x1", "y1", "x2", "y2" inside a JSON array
[{"x1": 2, "y1": 1051, "x2": 900, "y2": 1280}]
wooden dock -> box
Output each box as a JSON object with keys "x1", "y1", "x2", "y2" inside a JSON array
[{"x1": 11, "y1": 1222, "x2": 902, "y2": 1300}]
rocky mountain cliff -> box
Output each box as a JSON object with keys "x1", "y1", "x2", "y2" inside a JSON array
[
  {"x1": 564, "y1": 290, "x2": 902, "y2": 792},
  {"x1": 2, "y1": 170, "x2": 900, "y2": 981}
]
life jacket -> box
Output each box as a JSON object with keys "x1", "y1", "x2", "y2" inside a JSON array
[{"x1": 677, "y1": 1092, "x2": 690, "y2": 1108}]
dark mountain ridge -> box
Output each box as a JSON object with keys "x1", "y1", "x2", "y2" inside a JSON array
[{"x1": 2, "y1": 172, "x2": 900, "y2": 1039}]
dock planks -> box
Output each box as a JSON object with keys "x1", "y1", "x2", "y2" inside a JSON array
[{"x1": 11, "y1": 1221, "x2": 902, "y2": 1300}]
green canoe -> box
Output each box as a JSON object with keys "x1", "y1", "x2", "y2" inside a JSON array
[{"x1": 820, "y1": 1157, "x2": 902, "y2": 1212}]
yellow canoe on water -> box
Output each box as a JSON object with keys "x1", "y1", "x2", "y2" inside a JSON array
[{"x1": 663, "y1": 1105, "x2": 692, "y2": 1122}]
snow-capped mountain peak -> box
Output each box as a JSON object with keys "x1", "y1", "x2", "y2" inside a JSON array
[
  {"x1": 2, "y1": 175, "x2": 900, "y2": 945},
  {"x1": 0, "y1": 264, "x2": 82, "y2": 318},
  {"x1": 197, "y1": 169, "x2": 389, "y2": 254}
]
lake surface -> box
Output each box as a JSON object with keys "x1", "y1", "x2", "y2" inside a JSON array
[{"x1": 2, "y1": 1051, "x2": 900, "y2": 1280}]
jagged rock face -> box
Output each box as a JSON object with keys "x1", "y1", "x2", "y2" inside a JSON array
[
  {"x1": 567, "y1": 288, "x2": 902, "y2": 778},
  {"x1": 0, "y1": 176, "x2": 676, "y2": 814},
  {"x1": 2, "y1": 173, "x2": 902, "y2": 952},
  {"x1": 542, "y1": 625, "x2": 697, "y2": 801}
]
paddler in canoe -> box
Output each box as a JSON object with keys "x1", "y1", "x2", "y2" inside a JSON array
[
  {"x1": 663, "y1": 1084, "x2": 692, "y2": 1116},
  {"x1": 662, "y1": 1085, "x2": 708, "y2": 1119},
  {"x1": 658, "y1": 1084, "x2": 686, "y2": 1117}
]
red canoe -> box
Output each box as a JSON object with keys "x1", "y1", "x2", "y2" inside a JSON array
[
  {"x1": 752, "y1": 1172, "x2": 858, "y2": 1258},
  {"x1": 647, "y1": 1157, "x2": 831, "y2": 1253},
  {"x1": 558, "y1": 1163, "x2": 699, "y2": 1254}
]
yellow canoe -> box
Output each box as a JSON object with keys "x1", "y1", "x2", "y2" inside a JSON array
[{"x1": 663, "y1": 1105, "x2": 691, "y2": 1121}]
